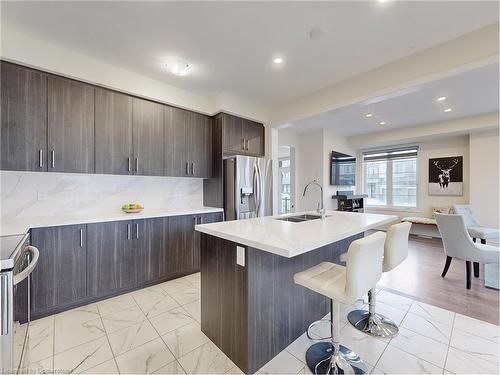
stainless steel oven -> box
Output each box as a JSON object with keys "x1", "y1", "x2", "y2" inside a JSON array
[{"x1": 0, "y1": 234, "x2": 39, "y2": 372}]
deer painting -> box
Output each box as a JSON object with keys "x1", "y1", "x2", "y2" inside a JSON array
[{"x1": 433, "y1": 158, "x2": 459, "y2": 189}]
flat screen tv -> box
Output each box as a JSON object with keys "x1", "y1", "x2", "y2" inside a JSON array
[{"x1": 330, "y1": 151, "x2": 356, "y2": 186}]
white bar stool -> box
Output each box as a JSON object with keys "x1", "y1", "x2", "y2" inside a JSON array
[
  {"x1": 347, "y1": 222, "x2": 411, "y2": 338},
  {"x1": 294, "y1": 232, "x2": 386, "y2": 374}
]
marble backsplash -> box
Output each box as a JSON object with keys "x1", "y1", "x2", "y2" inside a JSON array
[{"x1": 0, "y1": 171, "x2": 204, "y2": 220}]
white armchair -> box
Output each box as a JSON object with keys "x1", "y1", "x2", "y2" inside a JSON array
[
  {"x1": 452, "y1": 204, "x2": 500, "y2": 243},
  {"x1": 435, "y1": 213, "x2": 500, "y2": 289}
]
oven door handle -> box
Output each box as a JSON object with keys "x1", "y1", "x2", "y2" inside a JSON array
[{"x1": 13, "y1": 246, "x2": 39, "y2": 286}]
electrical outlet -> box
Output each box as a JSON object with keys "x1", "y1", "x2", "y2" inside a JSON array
[
  {"x1": 236, "y1": 246, "x2": 245, "y2": 267},
  {"x1": 37, "y1": 191, "x2": 48, "y2": 201}
]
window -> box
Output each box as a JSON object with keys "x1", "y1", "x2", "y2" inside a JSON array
[
  {"x1": 364, "y1": 160, "x2": 387, "y2": 206},
  {"x1": 363, "y1": 147, "x2": 418, "y2": 208},
  {"x1": 279, "y1": 158, "x2": 291, "y2": 214}
]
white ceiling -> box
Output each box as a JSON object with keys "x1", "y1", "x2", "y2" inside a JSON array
[
  {"x1": 284, "y1": 62, "x2": 499, "y2": 136},
  {"x1": 2, "y1": 1, "x2": 498, "y2": 107}
]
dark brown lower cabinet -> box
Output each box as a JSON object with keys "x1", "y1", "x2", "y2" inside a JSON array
[
  {"x1": 193, "y1": 212, "x2": 224, "y2": 270},
  {"x1": 136, "y1": 217, "x2": 167, "y2": 284},
  {"x1": 87, "y1": 220, "x2": 136, "y2": 297},
  {"x1": 166, "y1": 212, "x2": 223, "y2": 278},
  {"x1": 167, "y1": 215, "x2": 199, "y2": 277},
  {"x1": 29, "y1": 212, "x2": 222, "y2": 318},
  {"x1": 200, "y1": 212, "x2": 224, "y2": 224},
  {"x1": 30, "y1": 224, "x2": 87, "y2": 316}
]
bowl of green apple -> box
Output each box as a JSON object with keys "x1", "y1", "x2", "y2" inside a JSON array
[{"x1": 122, "y1": 203, "x2": 144, "y2": 213}]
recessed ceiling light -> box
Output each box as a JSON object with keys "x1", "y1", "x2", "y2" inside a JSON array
[
  {"x1": 378, "y1": 0, "x2": 388, "y2": 3},
  {"x1": 379, "y1": 121, "x2": 387, "y2": 125},
  {"x1": 273, "y1": 57, "x2": 284, "y2": 64},
  {"x1": 164, "y1": 58, "x2": 190, "y2": 76},
  {"x1": 436, "y1": 96, "x2": 447, "y2": 101},
  {"x1": 365, "y1": 113, "x2": 373, "y2": 118},
  {"x1": 444, "y1": 108, "x2": 452, "y2": 113}
]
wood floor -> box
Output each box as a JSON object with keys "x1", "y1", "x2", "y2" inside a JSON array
[{"x1": 378, "y1": 235, "x2": 499, "y2": 325}]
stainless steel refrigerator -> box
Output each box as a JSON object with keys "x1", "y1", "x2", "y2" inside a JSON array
[{"x1": 223, "y1": 156, "x2": 272, "y2": 220}]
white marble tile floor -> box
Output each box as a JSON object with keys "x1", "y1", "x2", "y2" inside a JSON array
[{"x1": 15, "y1": 274, "x2": 500, "y2": 375}]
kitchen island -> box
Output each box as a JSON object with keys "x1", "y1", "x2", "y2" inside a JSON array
[{"x1": 195, "y1": 210, "x2": 397, "y2": 373}]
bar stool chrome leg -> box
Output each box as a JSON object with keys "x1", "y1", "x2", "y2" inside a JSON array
[
  {"x1": 306, "y1": 318, "x2": 332, "y2": 341},
  {"x1": 306, "y1": 300, "x2": 367, "y2": 374},
  {"x1": 347, "y1": 288, "x2": 398, "y2": 338}
]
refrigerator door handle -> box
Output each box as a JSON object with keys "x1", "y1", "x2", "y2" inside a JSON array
[
  {"x1": 0, "y1": 273, "x2": 9, "y2": 335},
  {"x1": 253, "y1": 161, "x2": 261, "y2": 216},
  {"x1": 258, "y1": 161, "x2": 264, "y2": 215}
]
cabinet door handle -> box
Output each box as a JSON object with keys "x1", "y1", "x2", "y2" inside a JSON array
[
  {"x1": 193, "y1": 216, "x2": 197, "y2": 227},
  {"x1": 136, "y1": 223, "x2": 139, "y2": 239},
  {"x1": 135, "y1": 157, "x2": 139, "y2": 173},
  {"x1": 245, "y1": 139, "x2": 249, "y2": 151},
  {"x1": 51, "y1": 150, "x2": 55, "y2": 168},
  {"x1": 199, "y1": 216, "x2": 203, "y2": 224},
  {"x1": 186, "y1": 162, "x2": 189, "y2": 175},
  {"x1": 79, "y1": 228, "x2": 83, "y2": 247},
  {"x1": 191, "y1": 162, "x2": 194, "y2": 175},
  {"x1": 127, "y1": 224, "x2": 131, "y2": 240},
  {"x1": 241, "y1": 139, "x2": 245, "y2": 150},
  {"x1": 39, "y1": 149, "x2": 43, "y2": 168},
  {"x1": 127, "y1": 157, "x2": 131, "y2": 172}
]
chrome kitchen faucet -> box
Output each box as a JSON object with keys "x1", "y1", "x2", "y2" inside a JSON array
[{"x1": 303, "y1": 180, "x2": 326, "y2": 219}]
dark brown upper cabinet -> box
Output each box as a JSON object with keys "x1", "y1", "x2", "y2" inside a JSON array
[
  {"x1": 221, "y1": 113, "x2": 264, "y2": 156},
  {"x1": 96, "y1": 92, "x2": 165, "y2": 176},
  {"x1": 244, "y1": 120, "x2": 265, "y2": 156},
  {"x1": 222, "y1": 113, "x2": 244, "y2": 153},
  {"x1": 165, "y1": 107, "x2": 212, "y2": 178},
  {"x1": 165, "y1": 106, "x2": 189, "y2": 177},
  {"x1": 1, "y1": 62, "x2": 48, "y2": 171},
  {"x1": 48, "y1": 77, "x2": 95, "y2": 173},
  {"x1": 1, "y1": 62, "x2": 216, "y2": 178},
  {"x1": 190, "y1": 112, "x2": 212, "y2": 178},
  {"x1": 132, "y1": 98, "x2": 165, "y2": 176},
  {"x1": 95, "y1": 89, "x2": 133, "y2": 175}
]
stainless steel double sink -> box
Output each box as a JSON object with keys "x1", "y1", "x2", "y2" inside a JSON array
[{"x1": 276, "y1": 214, "x2": 324, "y2": 223}]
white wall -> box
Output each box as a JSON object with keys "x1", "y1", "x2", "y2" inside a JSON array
[
  {"x1": 469, "y1": 130, "x2": 499, "y2": 228},
  {"x1": 295, "y1": 130, "x2": 324, "y2": 211}
]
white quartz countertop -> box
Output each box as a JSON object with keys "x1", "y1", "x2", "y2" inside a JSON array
[
  {"x1": 0, "y1": 207, "x2": 223, "y2": 236},
  {"x1": 195, "y1": 210, "x2": 398, "y2": 258}
]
